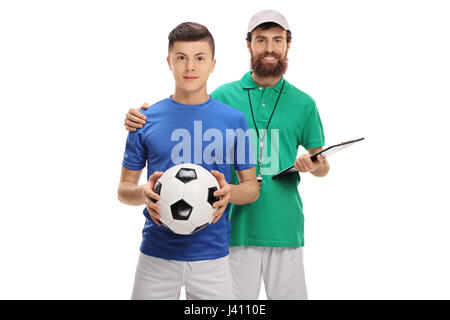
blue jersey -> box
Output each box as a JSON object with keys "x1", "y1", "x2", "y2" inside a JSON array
[{"x1": 122, "y1": 96, "x2": 255, "y2": 261}]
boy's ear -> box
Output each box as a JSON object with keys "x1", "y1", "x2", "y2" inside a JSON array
[
  {"x1": 210, "y1": 58, "x2": 216, "y2": 73},
  {"x1": 166, "y1": 56, "x2": 172, "y2": 70}
]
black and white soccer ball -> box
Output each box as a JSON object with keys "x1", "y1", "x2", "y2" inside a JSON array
[{"x1": 153, "y1": 163, "x2": 221, "y2": 235}]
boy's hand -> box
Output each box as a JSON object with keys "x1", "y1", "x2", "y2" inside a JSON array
[
  {"x1": 124, "y1": 102, "x2": 149, "y2": 131},
  {"x1": 143, "y1": 171, "x2": 164, "y2": 226},
  {"x1": 210, "y1": 170, "x2": 231, "y2": 224}
]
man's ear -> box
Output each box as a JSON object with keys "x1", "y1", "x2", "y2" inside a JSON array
[
  {"x1": 166, "y1": 56, "x2": 172, "y2": 71},
  {"x1": 246, "y1": 40, "x2": 252, "y2": 54}
]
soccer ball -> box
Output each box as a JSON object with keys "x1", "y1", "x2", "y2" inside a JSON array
[{"x1": 153, "y1": 163, "x2": 221, "y2": 235}]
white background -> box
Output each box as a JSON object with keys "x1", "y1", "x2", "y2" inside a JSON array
[{"x1": 1, "y1": 0, "x2": 449, "y2": 299}]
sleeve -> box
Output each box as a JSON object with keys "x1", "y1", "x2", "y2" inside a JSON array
[
  {"x1": 210, "y1": 86, "x2": 222, "y2": 100},
  {"x1": 300, "y1": 98, "x2": 326, "y2": 150},
  {"x1": 210, "y1": 85, "x2": 228, "y2": 103},
  {"x1": 122, "y1": 129, "x2": 148, "y2": 170},
  {"x1": 233, "y1": 113, "x2": 256, "y2": 171}
]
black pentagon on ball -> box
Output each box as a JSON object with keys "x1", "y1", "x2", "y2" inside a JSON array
[
  {"x1": 170, "y1": 199, "x2": 193, "y2": 220},
  {"x1": 207, "y1": 187, "x2": 220, "y2": 206},
  {"x1": 152, "y1": 181, "x2": 162, "y2": 203},
  {"x1": 175, "y1": 168, "x2": 197, "y2": 183},
  {"x1": 191, "y1": 223, "x2": 210, "y2": 234}
]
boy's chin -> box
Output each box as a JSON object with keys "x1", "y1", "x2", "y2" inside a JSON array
[{"x1": 177, "y1": 83, "x2": 207, "y2": 94}]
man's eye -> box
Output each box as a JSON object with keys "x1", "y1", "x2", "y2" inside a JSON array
[
  {"x1": 197, "y1": 56, "x2": 205, "y2": 61},
  {"x1": 177, "y1": 56, "x2": 186, "y2": 60},
  {"x1": 257, "y1": 39, "x2": 264, "y2": 43}
]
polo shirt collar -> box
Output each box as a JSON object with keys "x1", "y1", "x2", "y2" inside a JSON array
[{"x1": 240, "y1": 71, "x2": 286, "y2": 92}]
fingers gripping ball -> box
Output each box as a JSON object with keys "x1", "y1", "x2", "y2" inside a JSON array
[{"x1": 153, "y1": 164, "x2": 221, "y2": 235}]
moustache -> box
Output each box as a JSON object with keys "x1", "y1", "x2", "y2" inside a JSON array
[{"x1": 257, "y1": 52, "x2": 282, "y2": 60}]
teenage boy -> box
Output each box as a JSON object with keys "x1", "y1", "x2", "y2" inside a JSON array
[
  {"x1": 124, "y1": 10, "x2": 330, "y2": 300},
  {"x1": 117, "y1": 22, "x2": 259, "y2": 300}
]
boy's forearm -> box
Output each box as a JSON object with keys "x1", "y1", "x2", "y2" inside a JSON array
[
  {"x1": 118, "y1": 182, "x2": 146, "y2": 206},
  {"x1": 229, "y1": 181, "x2": 259, "y2": 205}
]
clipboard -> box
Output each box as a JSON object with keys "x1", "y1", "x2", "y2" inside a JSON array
[{"x1": 272, "y1": 137, "x2": 365, "y2": 179}]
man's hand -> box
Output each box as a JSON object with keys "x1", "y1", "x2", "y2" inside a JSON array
[
  {"x1": 124, "y1": 102, "x2": 149, "y2": 131},
  {"x1": 294, "y1": 146, "x2": 330, "y2": 177},
  {"x1": 294, "y1": 153, "x2": 325, "y2": 173},
  {"x1": 143, "y1": 171, "x2": 164, "y2": 226},
  {"x1": 210, "y1": 170, "x2": 231, "y2": 224}
]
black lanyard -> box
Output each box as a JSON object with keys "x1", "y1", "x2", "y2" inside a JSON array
[{"x1": 246, "y1": 79, "x2": 285, "y2": 186}]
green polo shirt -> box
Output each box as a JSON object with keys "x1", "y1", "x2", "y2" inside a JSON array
[{"x1": 211, "y1": 72, "x2": 325, "y2": 247}]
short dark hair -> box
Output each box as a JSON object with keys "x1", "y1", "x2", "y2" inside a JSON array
[
  {"x1": 168, "y1": 22, "x2": 215, "y2": 58},
  {"x1": 246, "y1": 22, "x2": 292, "y2": 43}
]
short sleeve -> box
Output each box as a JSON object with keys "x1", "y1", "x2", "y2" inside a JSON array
[
  {"x1": 301, "y1": 99, "x2": 325, "y2": 150},
  {"x1": 210, "y1": 86, "x2": 223, "y2": 101},
  {"x1": 233, "y1": 113, "x2": 256, "y2": 171},
  {"x1": 122, "y1": 129, "x2": 147, "y2": 170}
]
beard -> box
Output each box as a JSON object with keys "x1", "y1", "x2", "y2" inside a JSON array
[{"x1": 250, "y1": 50, "x2": 288, "y2": 78}]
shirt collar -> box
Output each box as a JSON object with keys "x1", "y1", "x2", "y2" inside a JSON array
[{"x1": 240, "y1": 71, "x2": 286, "y2": 93}]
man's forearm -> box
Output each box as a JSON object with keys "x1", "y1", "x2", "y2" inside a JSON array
[
  {"x1": 118, "y1": 182, "x2": 146, "y2": 206},
  {"x1": 229, "y1": 181, "x2": 259, "y2": 205}
]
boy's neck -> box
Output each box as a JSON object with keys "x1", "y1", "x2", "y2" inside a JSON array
[{"x1": 172, "y1": 87, "x2": 209, "y2": 105}]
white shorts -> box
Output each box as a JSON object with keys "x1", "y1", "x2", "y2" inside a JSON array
[
  {"x1": 131, "y1": 252, "x2": 234, "y2": 300},
  {"x1": 229, "y1": 246, "x2": 307, "y2": 300}
]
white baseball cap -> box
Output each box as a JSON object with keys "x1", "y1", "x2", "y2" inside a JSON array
[{"x1": 247, "y1": 9, "x2": 290, "y2": 32}]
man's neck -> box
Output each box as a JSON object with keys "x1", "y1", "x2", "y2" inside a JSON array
[
  {"x1": 251, "y1": 72, "x2": 283, "y2": 88},
  {"x1": 172, "y1": 87, "x2": 209, "y2": 105}
]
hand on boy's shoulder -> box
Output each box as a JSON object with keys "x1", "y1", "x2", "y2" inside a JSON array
[{"x1": 125, "y1": 102, "x2": 149, "y2": 131}]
